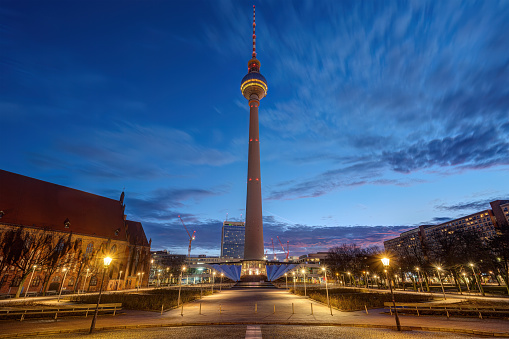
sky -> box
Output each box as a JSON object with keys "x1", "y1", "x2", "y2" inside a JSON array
[{"x1": 1, "y1": 0, "x2": 508, "y2": 258}]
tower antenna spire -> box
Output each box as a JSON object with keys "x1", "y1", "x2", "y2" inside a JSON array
[{"x1": 252, "y1": 5, "x2": 256, "y2": 58}]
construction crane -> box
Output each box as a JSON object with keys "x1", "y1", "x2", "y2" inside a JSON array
[
  {"x1": 277, "y1": 236, "x2": 290, "y2": 261},
  {"x1": 178, "y1": 215, "x2": 196, "y2": 258}
]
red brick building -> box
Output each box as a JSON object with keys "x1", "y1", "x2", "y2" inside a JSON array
[{"x1": 0, "y1": 169, "x2": 151, "y2": 297}]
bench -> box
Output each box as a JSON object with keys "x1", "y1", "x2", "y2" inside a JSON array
[
  {"x1": 0, "y1": 303, "x2": 122, "y2": 321},
  {"x1": 384, "y1": 302, "x2": 509, "y2": 319}
]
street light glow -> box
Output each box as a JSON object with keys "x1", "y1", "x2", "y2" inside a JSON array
[
  {"x1": 381, "y1": 258, "x2": 390, "y2": 267},
  {"x1": 104, "y1": 257, "x2": 112, "y2": 266}
]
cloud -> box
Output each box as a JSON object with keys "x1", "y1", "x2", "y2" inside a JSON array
[
  {"x1": 26, "y1": 122, "x2": 239, "y2": 181},
  {"x1": 126, "y1": 187, "x2": 223, "y2": 222},
  {"x1": 435, "y1": 198, "x2": 497, "y2": 213}
]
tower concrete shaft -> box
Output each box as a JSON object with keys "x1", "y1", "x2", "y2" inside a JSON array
[
  {"x1": 244, "y1": 96, "x2": 264, "y2": 260},
  {"x1": 240, "y1": 6, "x2": 268, "y2": 261}
]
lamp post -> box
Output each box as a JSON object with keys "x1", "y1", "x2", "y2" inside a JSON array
[
  {"x1": 292, "y1": 272, "x2": 296, "y2": 292},
  {"x1": 117, "y1": 271, "x2": 123, "y2": 291},
  {"x1": 220, "y1": 273, "x2": 224, "y2": 292},
  {"x1": 58, "y1": 268, "x2": 69, "y2": 302},
  {"x1": 141, "y1": 272, "x2": 145, "y2": 288},
  {"x1": 169, "y1": 273, "x2": 173, "y2": 286},
  {"x1": 335, "y1": 272, "x2": 339, "y2": 285},
  {"x1": 435, "y1": 267, "x2": 447, "y2": 300},
  {"x1": 381, "y1": 258, "x2": 401, "y2": 331},
  {"x1": 470, "y1": 263, "x2": 485, "y2": 296},
  {"x1": 89, "y1": 256, "x2": 112, "y2": 334},
  {"x1": 416, "y1": 267, "x2": 424, "y2": 292},
  {"x1": 322, "y1": 267, "x2": 329, "y2": 307},
  {"x1": 302, "y1": 269, "x2": 307, "y2": 297},
  {"x1": 25, "y1": 265, "x2": 37, "y2": 298},
  {"x1": 285, "y1": 273, "x2": 288, "y2": 290},
  {"x1": 137, "y1": 273, "x2": 140, "y2": 290},
  {"x1": 212, "y1": 271, "x2": 216, "y2": 293},
  {"x1": 178, "y1": 266, "x2": 186, "y2": 307},
  {"x1": 347, "y1": 272, "x2": 351, "y2": 286}
]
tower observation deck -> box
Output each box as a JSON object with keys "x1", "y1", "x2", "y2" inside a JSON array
[{"x1": 241, "y1": 5, "x2": 267, "y2": 262}]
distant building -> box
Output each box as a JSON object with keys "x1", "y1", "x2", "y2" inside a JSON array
[
  {"x1": 220, "y1": 221, "x2": 245, "y2": 259},
  {"x1": 384, "y1": 200, "x2": 507, "y2": 260}
]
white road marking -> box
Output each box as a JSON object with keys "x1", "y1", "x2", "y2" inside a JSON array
[{"x1": 245, "y1": 325, "x2": 262, "y2": 339}]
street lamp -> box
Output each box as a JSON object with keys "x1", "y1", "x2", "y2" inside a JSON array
[
  {"x1": 302, "y1": 269, "x2": 307, "y2": 297},
  {"x1": 89, "y1": 256, "x2": 112, "y2": 334},
  {"x1": 462, "y1": 272, "x2": 470, "y2": 293},
  {"x1": 436, "y1": 266, "x2": 447, "y2": 300},
  {"x1": 284, "y1": 273, "x2": 288, "y2": 290},
  {"x1": 58, "y1": 268, "x2": 69, "y2": 302},
  {"x1": 381, "y1": 258, "x2": 401, "y2": 331},
  {"x1": 212, "y1": 271, "x2": 216, "y2": 292},
  {"x1": 347, "y1": 272, "x2": 351, "y2": 286},
  {"x1": 25, "y1": 265, "x2": 37, "y2": 298},
  {"x1": 416, "y1": 267, "x2": 424, "y2": 292},
  {"x1": 322, "y1": 267, "x2": 329, "y2": 307},
  {"x1": 470, "y1": 263, "x2": 485, "y2": 296},
  {"x1": 178, "y1": 266, "x2": 186, "y2": 306},
  {"x1": 141, "y1": 272, "x2": 145, "y2": 288},
  {"x1": 220, "y1": 273, "x2": 224, "y2": 292},
  {"x1": 292, "y1": 272, "x2": 296, "y2": 292},
  {"x1": 137, "y1": 273, "x2": 141, "y2": 290}
]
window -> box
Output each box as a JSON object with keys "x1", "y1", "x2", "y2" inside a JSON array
[
  {"x1": 31, "y1": 276, "x2": 41, "y2": 287},
  {"x1": 68, "y1": 277, "x2": 75, "y2": 286},
  {"x1": 52, "y1": 275, "x2": 60, "y2": 282},
  {"x1": 111, "y1": 245, "x2": 117, "y2": 254},
  {"x1": 0, "y1": 275, "x2": 8, "y2": 288},
  {"x1": 86, "y1": 243, "x2": 94, "y2": 255},
  {"x1": 89, "y1": 276, "x2": 98, "y2": 286},
  {"x1": 11, "y1": 276, "x2": 22, "y2": 287}
]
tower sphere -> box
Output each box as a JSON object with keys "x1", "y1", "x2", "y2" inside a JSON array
[
  {"x1": 241, "y1": 72, "x2": 268, "y2": 100},
  {"x1": 241, "y1": 58, "x2": 268, "y2": 100}
]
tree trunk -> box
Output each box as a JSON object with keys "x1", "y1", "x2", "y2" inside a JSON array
[
  {"x1": 15, "y1": 274, "x2": 29, "y2": 298},
  {"x1": 452, "y1": 271, "x2": 462, "y2": 294},
  {"x1": 423, "y1": 272, "x2": 430, "y2": 292}
]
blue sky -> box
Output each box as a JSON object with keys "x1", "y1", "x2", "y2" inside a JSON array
[{"x1": 1, "y1": 0, "x2": 508, "y2": 258}]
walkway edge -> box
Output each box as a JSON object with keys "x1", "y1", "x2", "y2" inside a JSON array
[{"x1": 1, "y1": 321, "x2": 508, "y2": 338}]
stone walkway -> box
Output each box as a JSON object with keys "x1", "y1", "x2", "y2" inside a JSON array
[{"x1": 1, "y1": 288, "x2": 508, "y2": 337}]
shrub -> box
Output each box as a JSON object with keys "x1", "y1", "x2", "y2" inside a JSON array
[{"x1": 70, "y1": 288, "x2": 213, "y2": 311}]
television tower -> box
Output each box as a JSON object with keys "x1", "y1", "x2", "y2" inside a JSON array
[{"x1": 241, "y1": 5, "x2": 268, "y2": 261}]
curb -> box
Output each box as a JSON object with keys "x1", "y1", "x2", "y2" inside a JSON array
[{"x1": 1, "y1": 321, "x2": 508, "y2": 338}]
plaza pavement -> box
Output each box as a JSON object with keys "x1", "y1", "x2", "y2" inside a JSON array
[{"x1": 1, "y1": 287, "x2": 508, "y2": 338}]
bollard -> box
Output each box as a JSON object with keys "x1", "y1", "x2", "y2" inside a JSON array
[
  {"x1": 273, "y1": 304, "x2": 276, "y2": 314},
  {"x1": 330, "y1": 304, "x2": 333, "y2": 316},
  {"x1": 292, "y1": 303, "x2": 294, "y2": 314},
  {"x1": 181, "y1": 304, "x2": 184, "y2": 317},
  {"x1": 364, "y1": 305, "x2": 369, "y2": 314},
  {"x1": 199, "y1": 302, "x2": 202, "y2": 315},
  {"x1": 255, "y1": 303, "x2": 257, "y2": 313},
  {"x1": 161, "y1": 304, "x2": 164, "y2": 315},
  {"x1": 310, "y1": 303, "x2": 313, "y2": 315}
]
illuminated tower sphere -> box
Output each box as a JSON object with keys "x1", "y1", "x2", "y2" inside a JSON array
[{"x1": 241, "y1": 5, "x2": 268, "y2": 261}]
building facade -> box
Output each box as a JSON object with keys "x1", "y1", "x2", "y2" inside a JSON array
[
  {"x1": 384, "y1": 200, "x2": 507, "y2": 260},
  {"x1": 0, "y1": 169, "x2": 151, "y2": 297},
  {"x1": 220, "y1": 221, "x2": 245, "y2": 259}
]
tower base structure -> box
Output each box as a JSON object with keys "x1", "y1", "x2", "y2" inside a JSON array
[{"x1": 240, "y1": 260, "x2": 267, "y2": 281}]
